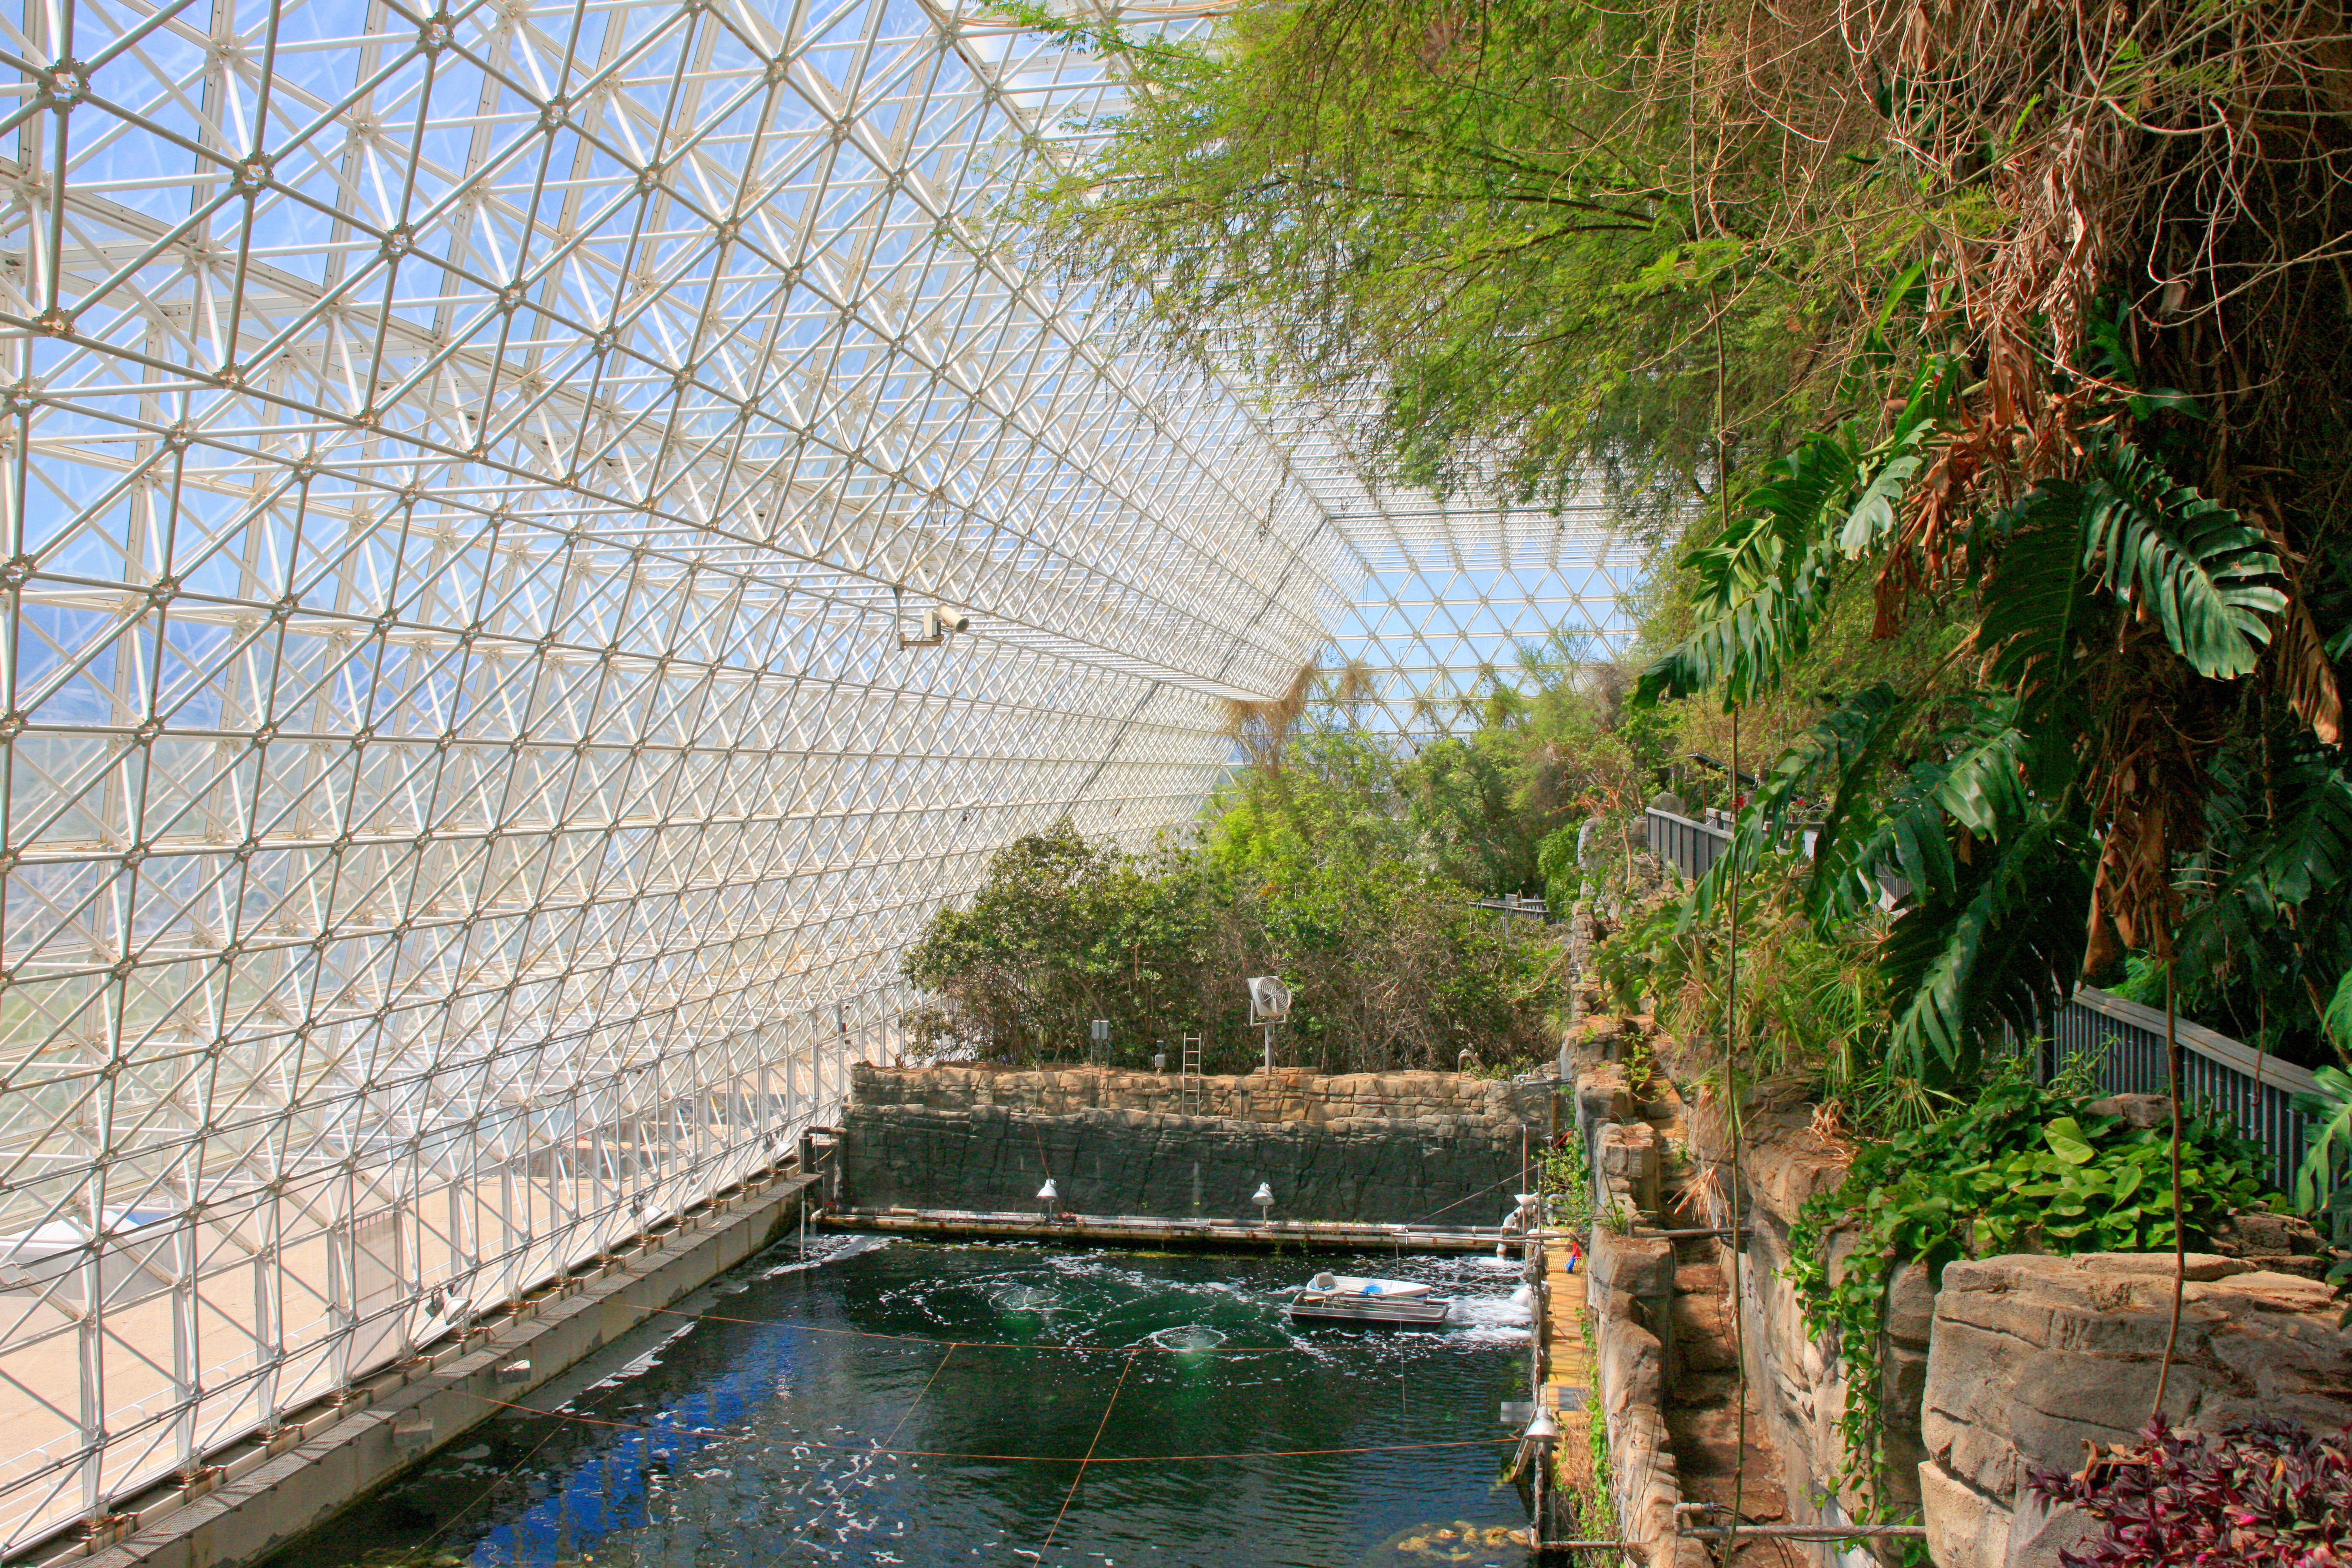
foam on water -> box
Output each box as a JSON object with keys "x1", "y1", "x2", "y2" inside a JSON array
[
  {"x1": 269, "y1": 1238, "x2": 1538, "y2": 1568},
  {"x1": 579, "y1": 1318, "x2": 697, "y2": 1392},
  {"x1": 760, "y1": 1232, "x2": 892, "y2": 1278}
]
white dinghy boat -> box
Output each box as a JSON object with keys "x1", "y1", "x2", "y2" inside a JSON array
[{"x1": 1283, "y1": 1271, "x2": 1452, "y2": 1326}]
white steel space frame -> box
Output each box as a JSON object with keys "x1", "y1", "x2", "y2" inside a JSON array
[{"x1": 0, "y1": 0, "x2": 1639, "y2": 1545}]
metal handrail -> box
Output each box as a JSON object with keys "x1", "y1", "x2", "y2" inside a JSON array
[
  {"x1": 2037, "y1": 983, "x2": 2321, "y2": 1197},
  {"x1": 1642, "y1": 807, "x2": 1731, "y2": 882}
]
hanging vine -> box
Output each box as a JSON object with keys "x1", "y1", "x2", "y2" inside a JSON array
[{"x1": 1784, "y1": 1071, "x2": 2274, "y2": 1517}]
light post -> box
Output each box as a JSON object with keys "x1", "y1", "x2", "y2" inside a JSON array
[
  {"x1": 1521, "y1": 1405, "x2": 1561, "y2": 1534},
  {"x1": 1037, "y1": 1177, "x2": 1058, "y2": 1221},
  {"x1": 1252, "y1": 1182, "x2": 1275, "y2": 1227}
]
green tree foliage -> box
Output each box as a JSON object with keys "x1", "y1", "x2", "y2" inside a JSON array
[
  {"x1": 1402, "y1": 736, "x2": 1528, "y2": 894},
  {"x1": 902, "y1": 814, "x2": 1561, "y2": 1073},
  {"x1": 906, "y1": 655, "x2": 1657, "y2": 1070},
  {"x1": 901, "y1": 823, "x2": 1213, "y2": 1064},
  {"x1": 999, "y1": 0, "x2": 2352, "y2": 1081},
  {"x1": 1002, "y1": 0, "x2": 1859, "y2": 538},
  {"x1": 1203, "y1": 729, "x2": 1414, "y2": 884}
]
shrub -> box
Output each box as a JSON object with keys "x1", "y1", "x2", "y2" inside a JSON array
[{"x1": 2028, "y1": 1414, "x2": 2352, "y2": 1567}]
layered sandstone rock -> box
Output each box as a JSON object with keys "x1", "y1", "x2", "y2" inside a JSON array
[{"x1": 1918, "y1": 1253, "x2": 2352, "y2": 1568}]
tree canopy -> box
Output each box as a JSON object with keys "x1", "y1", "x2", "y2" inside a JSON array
[
  {"x1": 1005, "y1": 0, "x2": 2352, "y2": 1076},
  {"x1": 902, "y1": 661, "x2": 1644, "y2": 1071}
]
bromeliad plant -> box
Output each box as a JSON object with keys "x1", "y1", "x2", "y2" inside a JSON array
[{"x1": 1786, "y1": 1071, "x2": 2273, "y2": 1521}]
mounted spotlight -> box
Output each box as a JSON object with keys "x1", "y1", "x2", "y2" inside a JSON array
[{"x1": 899, "y1": 603, "x2": 971, "y2": 648}]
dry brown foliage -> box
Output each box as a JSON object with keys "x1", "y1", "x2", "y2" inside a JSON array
[{"x1": 1637, "y1": 0, "x2": 2352, "y2": 960}]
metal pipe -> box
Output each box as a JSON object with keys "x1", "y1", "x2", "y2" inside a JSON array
[
  {"x1": 1679, "y1": 1524, "x2": 1929, "y2": 1540},
  {"x1": 1632, "y1": 1227, "x2": 1750, "y2": 1240},
  {"x1": 1528, "y1": 1542, "x2": 1643, "y2": 1558}
]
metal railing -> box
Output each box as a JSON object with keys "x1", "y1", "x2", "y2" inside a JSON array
[
  {"x1": 1643, "y1": 807, "x2": 1731, "y2": 882},
  {"x1": 1638, "y1": 809, "x2": 2328, "y2": 1206},
  {"x1": 1470, "y1": 895, "x2": 1551, "y2": 921},
  {"x1": 2031, "y1": 985, "x2": 2322, "y2": 1200}
]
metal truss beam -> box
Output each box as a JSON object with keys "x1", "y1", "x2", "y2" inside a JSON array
[{"x1": 0, "y1": 0, "x2": 1643, "y2": 1542}]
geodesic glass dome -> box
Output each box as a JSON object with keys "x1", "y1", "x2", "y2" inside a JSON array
[{"x1": 0, "y1": 0, "x2": 1639, "y2": 1540}]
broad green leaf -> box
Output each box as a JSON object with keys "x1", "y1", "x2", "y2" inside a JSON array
[
  {"x1": 2044, "y1": 1116, "x2": 2096, "y2": 1165},
  {"x1": 2077, "y1": 440, "x2": 2285, "y2": 679},
  {"x1": 2292, "y1": 1064, "x2": 2352, "y2": 1213},
  {"x1": 2325, "y1": 968, "x2": 2352, "y2": 1051}
]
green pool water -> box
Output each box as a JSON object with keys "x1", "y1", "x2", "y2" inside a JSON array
[{"x1": 261, "y1": 1236, "x2": 1539, "y2": 1568}]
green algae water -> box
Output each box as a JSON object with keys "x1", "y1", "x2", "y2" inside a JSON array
[{"x1": 264, "y1": 1237, "x2": 1539, "y2": 1568}]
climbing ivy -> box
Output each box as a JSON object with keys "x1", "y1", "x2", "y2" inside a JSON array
[
  {"x1": 1540, "y1": 1128, "x2": 1595, "y2": 1239},
  {"x1": 1785, "y1": 1070, "x2": 2274, "y2": 1521}
]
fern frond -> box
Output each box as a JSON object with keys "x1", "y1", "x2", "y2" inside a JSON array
[
  {"x1": 1638, "y1": 361, "x2": 1954, "y2": 708},
  {"x1": 2291, "y1": 1062, "x2": 2352, "y2": 1213},
  {"x1": 1974, "y1": 490, "x2": 2107, "y2": 727},
  {"x1": 1826, "y1": 698, "x2": 2045, "y2": 919},
  {"x1": 2178, "y1": 763, "x2": 2352, "y2": 973},
  {"x1": 1838, "y1": 361, "x2": 1950, "y2": 554},
  {"x1": 1638, "y1": 431, "x2": 1855, "y2": 706},
  {"x1": 1684, "y1": 686, "x2": 1912, "y2": 926}
]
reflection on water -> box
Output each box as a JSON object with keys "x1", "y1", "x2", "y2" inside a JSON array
[{"x1": 262, "y1": 1238, "x2": 1536, "y2": 1568}]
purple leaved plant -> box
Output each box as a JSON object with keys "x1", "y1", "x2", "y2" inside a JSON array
[{"x1": 2028, "y1": 1414, "x2": 2352, "y2": 1568}]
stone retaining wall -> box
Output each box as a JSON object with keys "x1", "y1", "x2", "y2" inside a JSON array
[
  {"x1": 841, "y1": 1063, "x2": 1548, "y2": 1223},
  {"x1": 1920, "y1": 1254, "x2": 2351, "y2": 1568},
  {"x1": 1683, "y1": 1090, "x2": 1912, "y2": 1565},
  {"x1": 1676, "y1": 1080, "x2": 2352, "y2": 1568},
  {"x1": 1571, "y1": 1058, "x2": 1707, "y2": 1568},
  {"x1": 1584, "y1": 1223, "x2": 1707, "y2": 1568}
]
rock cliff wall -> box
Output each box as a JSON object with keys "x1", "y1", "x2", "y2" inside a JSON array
[
  {"x1": 1674, "y1": 1080, "x2": 2351, "y2": 1568},
  {"x1": 1919, "y1": 1254, "x2": 2350, "y2": 1568}
]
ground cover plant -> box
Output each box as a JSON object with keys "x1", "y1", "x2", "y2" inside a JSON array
[
  {"x1": 2030, "y1": 1414, "x2": 2352, "y2": 1568},
  {"x1": 1786, "y1": 1072, "x2": 2275, "y2": 1519}
]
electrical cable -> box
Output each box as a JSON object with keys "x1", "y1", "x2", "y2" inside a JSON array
[
  {"x1": 1037, "y1": 1347, "x2": 1136, "y2": 1558},
  {"x1": 2153, "y1": 952, "x2": 2188, "y2": 1418},
  {"x1": 1726, "y1": 699, "x2": 1752, "y2": 1562},
  {"x1": 1714, "y1": 284, "x2": 1757, "y2": 1565},
  {"x1": 880, "y1": 1341, "x2": 958, "y2": 1450},
  {"x1": 1407, "y1": 1171, "x2": 1528, "y2": 1224},
  {"x1": 403, "y1": 1417, "x2": 572, "y2": 1556}
]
